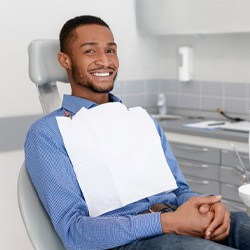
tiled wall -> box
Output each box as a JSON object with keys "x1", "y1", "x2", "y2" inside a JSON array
[
  {"x1": 3, "y1": 79, "x2": 249, "y2": 152},
  {"x1": 113, "y1": 79, "x2": 250, "y2": 115},
  {"x1": 162, "y1": 80, "x2": 250, "y2": 115},
  {"x1": 112, "y1": 79, "x2": 160, "y2": 113}
]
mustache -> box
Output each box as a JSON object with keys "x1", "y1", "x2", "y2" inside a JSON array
[{"x1": 90, "y1": 65, "x2": 117, "y2": 71}]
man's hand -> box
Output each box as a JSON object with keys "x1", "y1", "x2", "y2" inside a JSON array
[
  {"x1": 198, "y1": 196, "x2": 230, "y2": 241},
  {"x1": 203, "y1": 202, "x2": 230, "y2": 241},
  {"x1": 160, "y1": 196, "x2": 221, "y2": 238}
]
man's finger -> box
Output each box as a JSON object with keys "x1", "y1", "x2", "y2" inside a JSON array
[
  {"x1": 191, "y1": 195, "x2": 222, "y2": 207},
  {"x1": 205, "y1": 203, "x2": 228, "y2": 239},
  {"x1": 199, "y1": 204, "x2": 210, "y2": 214},
  {"x1": 210, "y1": 224, "x2": 230, "y2": 242},
  {"x1": 209, "y1": 210, "x2": 230, "y2": 240}
]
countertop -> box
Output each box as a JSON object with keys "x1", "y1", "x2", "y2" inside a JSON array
[
  {"x1": 159, "y1": 118, "x2": 249, "y2": 143},
  {"x1": 157, "y1": 118, "x2": 249, "y2": 153}
]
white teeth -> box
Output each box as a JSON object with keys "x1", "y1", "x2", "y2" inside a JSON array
[{"x1": 92, "y1": 72, "x2": 110, "y2": 77}]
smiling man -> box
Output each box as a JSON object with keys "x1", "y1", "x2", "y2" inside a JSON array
[
  {"x1": 58, "y1": 19, "x2": 118, "y2": 104},
  {"x1": 24, "y1": 15, "x2": 250, "y2": 250}
]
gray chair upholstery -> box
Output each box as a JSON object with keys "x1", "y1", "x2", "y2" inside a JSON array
[
  {"x1": 28, "y1": 39, "x2": 68, "y2": 86},
  {"x1": 28, "y1": 39, "x2": 69, "y2": 115},
  {"x1": 18, "y1": 164, "x2": 65, "y2": 250},
  {"x1": 18, "y1": 39, "x2": 68, "y2": 249}
]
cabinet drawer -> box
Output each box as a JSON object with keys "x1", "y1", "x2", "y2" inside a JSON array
[
  {"x1": 171, "y1": 142, "x2": 220, "y2": 164},
  {"x1": 178, "y1": 159, "x2": 219, "y2": 181},
  {"x1": 222, "y1": 199, "x2": 247, "y2": 213},
  {"x1": 221, "y1": 149, "x2": 249, "y2": 170},
  {"x1": 221, "y1": 183, "x2": 241, "y2": 202},
  {"x1": 220, "y1": 166, "x2": 244, "y2": 186},
  {"x1": 185, "y1": 175, "x2": 220, "y2": 195}
]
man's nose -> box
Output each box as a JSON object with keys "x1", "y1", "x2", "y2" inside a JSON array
[{"x1": 95, "y1": 52, "x2": 110, "y2": 67}]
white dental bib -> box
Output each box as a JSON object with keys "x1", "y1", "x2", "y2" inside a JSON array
[{"x1": 56, "y1": 102, "x2": 177, "y2": 217}]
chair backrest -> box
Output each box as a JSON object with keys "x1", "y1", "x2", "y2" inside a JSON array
[
  {"x1": 28, "y1": 39, "x2": 69, "y2": 114},
  {"x1": 18, "y1": 39, "x2": 68, "y2": 249}
]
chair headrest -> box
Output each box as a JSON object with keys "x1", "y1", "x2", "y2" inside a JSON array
[{"x1": 28, "y1": 39, "x2": 69, "y2": 85}]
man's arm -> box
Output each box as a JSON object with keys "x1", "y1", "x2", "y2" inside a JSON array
[
  {"x1": 154, "y1": 120, "x2": 230, "y2": 241},
  {"x1": 25, "y1": 125, "x2": 164, "y2": 249}
]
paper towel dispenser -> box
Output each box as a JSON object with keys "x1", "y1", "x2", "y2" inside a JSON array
[{"x1": 136, "y1": 0, "x2": 250, "y2": 35}]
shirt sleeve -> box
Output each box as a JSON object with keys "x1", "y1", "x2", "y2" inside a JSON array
[
  {"x1": 153, "y1": 119, "x2": 201, "y2": 206},
  {"x1": 24, "y1": 125, "x2": 163, "y2": 250}
]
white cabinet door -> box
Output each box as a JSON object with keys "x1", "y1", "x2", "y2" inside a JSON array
[{"x1": 136, "y1": 0, "x2": 250, "y2": 35}]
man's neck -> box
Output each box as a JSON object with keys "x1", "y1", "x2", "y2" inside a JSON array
[
  {"x1": 72, "y1": 92, "x2": 110, "y2": 104},
  {"x1": 91, "y1": 94, "x2": 110, "y2": 104}
]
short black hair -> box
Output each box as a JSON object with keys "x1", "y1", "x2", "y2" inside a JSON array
[{"x1": 59, "y1": 15, "x2": 110, "y2": 53}]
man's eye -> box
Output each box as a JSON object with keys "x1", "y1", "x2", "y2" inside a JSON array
[
  {"x1": 107, "y1": 49, "x2": 116, "y2": 53},
  {"x1": 85, "y1": 49, "x2": 95, "y2": 54}
]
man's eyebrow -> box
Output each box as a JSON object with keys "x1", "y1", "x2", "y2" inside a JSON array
[
  {"x1": 80, "y1": 42, "x2": 97, "y2": 47},
  {"x1": 80, "y1": 42, "x2": 117, "y2": 47},
  {"x1": 108, "y1": 42, "x2": 117, "y2": 46}
]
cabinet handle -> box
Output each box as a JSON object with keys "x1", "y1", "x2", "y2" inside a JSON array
[
  {"x1": 173, "y1": 144, "x2": 208, "y2": 152},
  {"x1": 180, "y1": 161, "x2": 208, "y2": 169},
  {"x1": 186, "y1": 178, "x2": 209, "y2": 185}
]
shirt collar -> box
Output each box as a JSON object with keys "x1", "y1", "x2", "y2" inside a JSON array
[{"x1": 61, "y1": 93, "x2": 122, "y2": 115}]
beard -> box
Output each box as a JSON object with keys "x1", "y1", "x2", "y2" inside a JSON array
[
  {"x1": 72, "y1": 66, "x2": 117, "y2": 94},
  {"x1": 88, "y1": 83, "x2": 114, "y2": 93},
  {"x1": 84, "y1": 73, "x2": 117, "y2": 93}
]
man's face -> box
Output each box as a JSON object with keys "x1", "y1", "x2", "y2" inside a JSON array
[{"x1": 66, "y1": 24, "x2": 119, "y2": 96}]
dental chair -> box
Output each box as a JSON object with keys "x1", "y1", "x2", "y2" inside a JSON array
[{"x1": 18, "y1": 40, "x2": 68, "y2": 250}]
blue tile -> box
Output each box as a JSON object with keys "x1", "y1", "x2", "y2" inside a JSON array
[
  {"x1": 180, "y1": 95, "x2": 201, "y2": 110},
  {"x1": 160, "y1": 79, "x2": 180, "y2": 93},
  {"x1": 166, "y1": 93, "x2": 180, "y2": 108},
  {"x1": 122, "y1": 80, "x2": 144, "y2": 94},
  {"x1": 201, "y1": 81, "x2": 223, "y2": 97},
  {"x1": 145, "y1": 93, "x2": 158, "y2": 108},
  {"x1": 224, "y1": 97, "x2": 248, "y2": 114},
  {"x1": 122, "y1": 94, "x2": 145, "y2": 108},
  {"x1": 224, "y1": 82, "x2": 248, "y2": 98},
  {"x1": 180, "y1": 81, "x2": 201, "y2": 95},
  {"x1": 201, "y1": 96, "x2": 223, "y2": 111},
  {"x1": 145, "y1": 79, "x2": 160, "y2": 93}
]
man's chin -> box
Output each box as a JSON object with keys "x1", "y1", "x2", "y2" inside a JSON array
[{"x1": 94, "y1": 86, "x2": 114, "y2": 93}]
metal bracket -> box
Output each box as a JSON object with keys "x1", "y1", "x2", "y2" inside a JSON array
[{"x1": 37, "y1": 82, "x2": 61, "y2": 115}]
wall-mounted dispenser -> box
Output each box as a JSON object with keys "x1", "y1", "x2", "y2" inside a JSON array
[{"x1": 178, "y1": 46, "x2": 193, "y2": 82}]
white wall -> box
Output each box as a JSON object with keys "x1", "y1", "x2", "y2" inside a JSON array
[
  {"x1": 0, "y1": 0, "x2": 158, "y2": 249},
  {"x1": 158, "y1": 33, "x2": 250, "y2": 83}
]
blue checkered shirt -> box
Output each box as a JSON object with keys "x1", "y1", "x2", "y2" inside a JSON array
[{"x1": 25, "y1": 94, "x2": 199, "y2": 250}]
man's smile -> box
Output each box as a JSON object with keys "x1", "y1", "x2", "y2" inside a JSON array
[{"x1": 90, "y1": 72, "x2": 112, "y2": 77}]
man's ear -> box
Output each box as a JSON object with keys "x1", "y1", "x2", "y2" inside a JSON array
[{"x1": 58, "y1": 52, "x2": 71, "y2": 70}]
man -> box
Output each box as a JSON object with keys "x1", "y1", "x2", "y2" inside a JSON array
[{"x1": 25, "y1": 15, "x2": 250, "y2": 250}]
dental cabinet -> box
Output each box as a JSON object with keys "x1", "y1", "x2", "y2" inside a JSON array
[
  {"x1": 166, "y1": 132, "x2": 249, "y2": 212},
  {"x1": 171, "y1": 142, "x2": 220, "y2": 195},
  {"x1": 221, "y1": 150, "x2": 249, "y2": 210}
]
